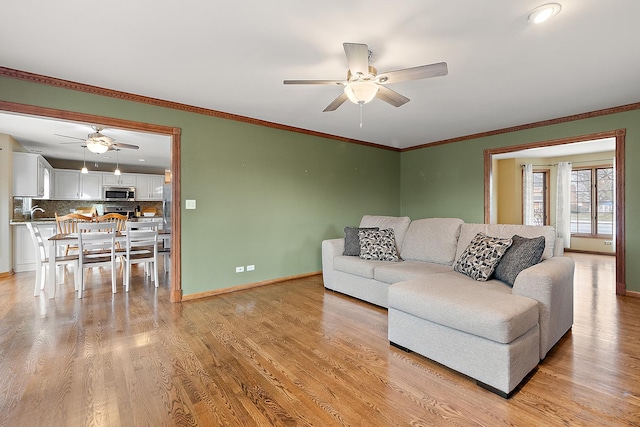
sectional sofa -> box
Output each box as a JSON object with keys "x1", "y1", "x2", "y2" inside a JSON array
[{"x1": 321, "y1": 215, "x2": 575, "y2": 397}]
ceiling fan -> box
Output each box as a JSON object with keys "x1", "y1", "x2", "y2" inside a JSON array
[
  {"x1": 284, "y1": 42, "x2": 448, "y2": 114},
  {"x1": 56, "y1": 126, "x2": 139, "y2": 154}
]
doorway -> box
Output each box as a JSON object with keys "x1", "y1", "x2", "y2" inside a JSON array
[
  {"x1": 484, "y1": 129, "x2": 626, "y2": 295},
  {"x1": 0, "y1": 100, "x2": 182, "y2": 302}
]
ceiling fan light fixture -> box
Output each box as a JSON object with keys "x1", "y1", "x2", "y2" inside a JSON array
[
  {"x1": 344, "y1": 81, "x2": 379, "y2": 104},
  {"x1": 86, "y1": 139, "x2": 109, "y2": 154},
  {"x1": 528, "y1": 3, "x2": 561, "y2": 24}
]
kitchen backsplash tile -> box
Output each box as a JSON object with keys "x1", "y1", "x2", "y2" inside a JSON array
[{"x1": 13, "y1": 198, "x2": 162, "y2": 221}]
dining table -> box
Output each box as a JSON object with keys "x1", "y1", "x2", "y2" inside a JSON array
[{"x1": 47, "y1": 230, "x2": 171, "y2": 298}]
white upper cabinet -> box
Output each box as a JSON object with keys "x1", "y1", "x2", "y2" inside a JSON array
[
  {"x1": 54, "y1": 170, "x2": 103, "y2": 200},
  {"x1": 102, "y1": 173, "x2": 136, "y2": 187},
  {"x1": 81, "y1": 173, "x2": 103, "y2": 199},
  {"x1": 51, "y1": 169, "x2": 162, "y2": 201},
  {"x1": 54, "y1": 170, "x2": 80, "y2": 199},
  {"x1": 13, "y1": 152, "x2": 53, "y2": 198},
  {"x1": 136, "y1": 174, "x2": 164, "y2": 200}
]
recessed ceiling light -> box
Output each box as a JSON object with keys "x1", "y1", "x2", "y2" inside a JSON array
[
  {"x1": 138, "y1": 158, "x2": 146, "y2": 162},
  {"x1": 528, "y1": 3, "x2": 562, "y2": 24}
]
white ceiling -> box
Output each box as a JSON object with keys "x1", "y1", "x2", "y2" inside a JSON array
[
  {"x1": 1, "y1": 1, "x2": 639, "y2": 153},
  {"x1": 493, "y1": 137, "x2": 616, "y2": 159},
  {"x1": 0, "y1": 112, "x2": 171, "y2": 171}
]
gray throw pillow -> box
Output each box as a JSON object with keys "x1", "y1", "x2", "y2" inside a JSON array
[
  {"x1": 454, "y1": 232, "x2": 512, "y2": 281},
  {"x1": 358, "y1": 228, "x2": 400, "y2": 262},
  {"x1": 494, "y1": 235, "x2": 545, "y2": 286},
  {"x1": 343, "y1": 227, "x2": 379, "y2": 256}
]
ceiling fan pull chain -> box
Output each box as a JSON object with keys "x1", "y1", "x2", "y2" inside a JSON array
[{"x1": 359, "y1": 102, "x2": 364, "y2": 129}]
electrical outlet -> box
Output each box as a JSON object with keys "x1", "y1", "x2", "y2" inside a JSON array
[
  {"x1": 604, "y1": 241, "x2": 612, "y2": 245},
  {"x1": 246, "y1": 265, "x2": 255, "y2": 271},
  {"x1": 235, "y1": 266, "x2": 245, "y2": 273}
]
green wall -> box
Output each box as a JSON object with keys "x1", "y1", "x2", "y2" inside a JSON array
[
  {"x1": 0, "y1": 76, "x2": 401, "y2": 296},
  {"x1": 401, "y1": 110, "x2": 640, "y2": 292},
  {"x1": 4, "y1": 73, "x2": 638, "y2": 294}
]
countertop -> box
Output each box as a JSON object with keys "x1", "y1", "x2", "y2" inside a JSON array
[
  {"x1": 10, "y1": 219, "x2": 57, "y2": 225},
  {"x1": 10, "y1": 216, "x2": 163, "y2": 225}
]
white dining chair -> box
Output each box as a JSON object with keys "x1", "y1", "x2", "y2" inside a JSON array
[
  {"x1": 77, "y1": 222, "x2": 117, "y2": 298},
  {"x1": 122, "y1": 221, "x2": 159, "y2": 292},
  {"x1": 26, "y1": 222, "x2": 79, "y2": 297}
]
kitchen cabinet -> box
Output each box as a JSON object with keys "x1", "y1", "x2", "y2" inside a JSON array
[
  {"x1": 136, "y1": 174, "x2": 164, "y2": 200},
  {"x1": 102, "y1": 173, "x2": 136, "y2": 187},
  {"x1": 12, "y1": 222, "x2": 57, "y2": 272},
  {"x1": 54, "y1": 170, "x2": 103, "y2": 200},
  {"x1": 13, "y1": 152, "x2": 53, "y2": 198}
]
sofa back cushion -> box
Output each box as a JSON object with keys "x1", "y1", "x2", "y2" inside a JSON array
[
  {"x1": 455, "y1": 223, "x2": 556, "y2": 262},
  {"x1": 400, "y1": 218, "x2": 463, "y2": 265},
  {"x1": 359, "y1": 215, "x2": 411, "y2": 251}
]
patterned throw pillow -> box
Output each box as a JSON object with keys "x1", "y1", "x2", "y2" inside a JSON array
[
  {"x1": 343, "y1": 227, "x2": 379, "y2": 256},
  {"x1": 494, "y1": 235, "x2": 545, "y2": 286},
  {"x1": 454, "y1": 232, "x2": 512, "y2": 281},
  {"x1": 358, "y1": 229, "x2": 400, "y2": 262}
]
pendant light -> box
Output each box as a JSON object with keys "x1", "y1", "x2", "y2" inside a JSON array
[
  {"x1": 81, "y1": 146, "x2": 89, "y2": 174},
  {"x1": 114, "y1": 149, "x2": 121, "y2": 176}
]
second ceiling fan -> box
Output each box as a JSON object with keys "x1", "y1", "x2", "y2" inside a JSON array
[
  {"x1": 56, "y1": 126, "x2": 140, "y2": 154},
  {"x1": 284, "y1": 42, "x2": 448, "y2": 113}
]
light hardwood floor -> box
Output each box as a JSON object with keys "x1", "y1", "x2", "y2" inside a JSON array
[{"x1": 0, "y1": 253, "x2": 638, "y2": 426}]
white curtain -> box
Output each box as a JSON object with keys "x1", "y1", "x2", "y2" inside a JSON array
[
  {"x1": 612, "y1": 157, "x2": 616, "y2": 248},
  {"x1": 522, "y1": 164, "x2": 534, "y2": 225},
  {"x1": 556, "y1": 162, "x2": 572, "y2": 248}
]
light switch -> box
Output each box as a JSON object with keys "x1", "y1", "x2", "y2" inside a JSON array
[{"x1": 185, "y1": 199, "x2": 196, "y2": 209}]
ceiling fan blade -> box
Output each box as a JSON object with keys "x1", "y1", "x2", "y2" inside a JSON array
[
  {"x1": 323, "y1": 92, "x2": 349, "y2": 112},
  {"x1": 55, "y1": 133, "x2": 85, "y2": 141},
  {"x1": 112, "y1": 142, "x2": 139, "y2": 150},
  {"x1": 378, "y1": 62, "x2": 448, "y2": 84},
  {"x1": 343, "y1": 43, "x2": 369, "y2": 75},
  {"x1": 376, "y1": 85, "x2": 410, "y2": 107},
  {"x1": 283, "y1": 79, "x2": 344, "y2": 85}
]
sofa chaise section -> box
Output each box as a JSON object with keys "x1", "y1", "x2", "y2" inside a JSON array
[{"x1": 388, "y1": 275, "x2": 541, "y2": 397}]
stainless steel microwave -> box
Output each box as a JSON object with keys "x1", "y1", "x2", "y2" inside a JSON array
[{"x1": 103, "y1": 186, "x2": 136, "y2": 201}]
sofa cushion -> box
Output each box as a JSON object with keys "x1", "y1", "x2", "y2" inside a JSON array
[
  {"x1": 388, "y1": 275, "x2": 539, "y2": 344},
  {"x1": 494, "y1": 235, "x2": 545, "y2": 286},
  {"x1": 454, "y1": 233, "x2": 512, "y2": 281},
  {"x1": 456, "y1": 223, "x2": 556, "y2": 261},
  {"x1": 359, "y1": 215, "x2": 411, "y2": 251},
  {"x1": 343, "y1": 227, "x2": 379, "y2": 256},
  {"x1": 400, "y1": 218, "x2": 463, "y2": 265},
  {"x1": 334, "y1": 256, "x2": 395, "y2": 279},
  {"x1": 359, "y1": 229, "x2": 400, "y2": 262},
  {"x1": 374, "y1": 261, "x2": 453, "y2": 284}
]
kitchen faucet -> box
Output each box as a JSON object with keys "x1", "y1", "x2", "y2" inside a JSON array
[{"x1": 31, "y1": 205, "x2": 45, "y2": 214}]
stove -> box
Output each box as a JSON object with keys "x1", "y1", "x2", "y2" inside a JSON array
[{"x1": 104, "y1": 206, "x2": 134, "y2": 218}]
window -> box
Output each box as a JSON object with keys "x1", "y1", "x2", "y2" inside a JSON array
[
  {"x1": 570, "y1": 166, "x2": 614, "y2": 236},
  {"x1": 532, "y1": 170, "x2": 549, "y2": 225}
]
